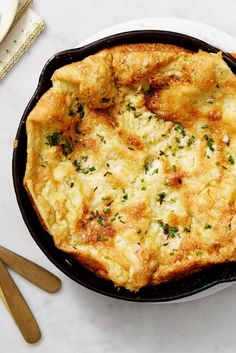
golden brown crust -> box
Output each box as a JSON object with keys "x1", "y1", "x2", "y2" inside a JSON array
[{"x1": 24, "y1": 43, "x2": 236, "y2": 292}]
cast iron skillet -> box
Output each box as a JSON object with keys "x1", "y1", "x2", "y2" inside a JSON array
[{"x1": 12, "y1": 30, "x2": 236, "y2": 302}]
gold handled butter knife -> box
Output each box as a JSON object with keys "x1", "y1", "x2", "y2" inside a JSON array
[
  {"x1": 0, "y1": 246, "x2": 61, "y2": 293},
  {"x1": 0, "y1": 259, "x2": 41, "y2": 343}
]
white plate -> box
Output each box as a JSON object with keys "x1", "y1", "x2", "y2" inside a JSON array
[
  {"x1": 79, "y1": 17, "x2": 236, "y2": 52},
  {"x1": 79, "y1": 18, "x2": 236, "y2": 302},
  {"x1": 0, "y1": 0, "x2": 19, "y2": 44}
]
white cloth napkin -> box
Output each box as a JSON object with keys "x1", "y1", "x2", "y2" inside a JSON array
[{"x1": 0, "y1": 0, "x2": 45, "y2": 80}]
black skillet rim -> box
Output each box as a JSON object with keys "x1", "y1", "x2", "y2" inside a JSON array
[{"x1": 12, "y1": 30, "x2": 236, "y2": 302}]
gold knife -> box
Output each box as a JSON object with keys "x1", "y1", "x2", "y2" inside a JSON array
[
  {"x1": 0, "y1": 246, "x2": 61, "y2": 293},
  {"x1": 0, "y1": 259, "x2": 41, "y2": 343}
]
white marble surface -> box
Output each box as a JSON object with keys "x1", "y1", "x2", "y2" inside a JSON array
[{"x1": 1, "y1": 0, "x2": 236, "y2": 352}]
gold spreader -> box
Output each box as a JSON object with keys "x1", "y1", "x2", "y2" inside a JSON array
[
  {"x1": 0, "y1": 259, "x2": 41, "y2": 343},
  {"x1": 0, "y1": 246, "x2": 61, "y2": 293},
  {"x1": 0, "y1": 247, "x2": 61, "y2": 343}
]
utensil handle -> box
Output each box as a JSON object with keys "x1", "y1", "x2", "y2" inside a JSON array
[
  {"x1": 0, "y1": 246, "x2": 61, "y2": 293},
  {"x1": 0, "y1": 259, "x2": 41, "y2": 343}
]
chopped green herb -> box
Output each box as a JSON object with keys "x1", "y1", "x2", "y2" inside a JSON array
[
  {"x1": 46, "y1": 132, "x2": 62, "y2": 146},
  {"x1": 158, "y1": 220, "x2": 179, "y2": 239},
  {"x1": 127, "y1": 103, "x2": 135, "y2": 111},
  {"x1": 97, "y1": 134, "x2": 106, "y2": 144},
  {"x1": 175, "y1": 137, "x2": 181, "y2": 143},
  {"x1": 61, "y1": 139, "x2": 73, "y2": 156},
  {"x1": 104, "y1": 208, "x2": 111, "y2": 214},
  {"x1": 204, "y1": 224, "x2": 212, "y2": 230},
  {"x1": 157, "y1": 192, "x2": 166, "y2": 205},
  {"x1": 146, "y1": 85, "x2": 155, "y2": 94},
  {"x1": 70, "y1": 182, "x2": 74, "y2": 188},
  {"x1": 201, "y1": 124, "x2": 208, "y2": 129},
  {"x1": 148, "y1": 115, "x2": 153, "y2": 121},
  {"x1": 159, "y1": 150, "x2": 166, "y2": 156},
  {"x1": 137, "y1": 229, "x2": 141, "y2": 234},
  {"x1": 215, "y1": 162, "x2": 220, "y2": 166},
  {"x1": 102, "y1": 196, "x2": 110, "y2": 200},
  {"x1": 195, "y1": 250, "x2": 203, "y2": 256},
  {"x1": 204, "y1": 135, "x2": 215, "y2": 152},
  {"x1": 128, "y1": 146, "x2": 135, "y2": 150},
  {"x1": 172, "y1": 165, "x2": 176, "y2": 172},
  {"x1": 184, "y1": 226, "x2": 191, "y2": 233},
  {"x1": 77, "y1": 104, "x2": 84, "y2": 119},
  {"x1": 164, "y1": 182, "x2": 171, "y2": 186},
  {"x1": 73, "y1": 158, "x2": 96, "y2": 174},
  {"x1": 97, "y1": 236, "x2": 109, "y2": 241},
  {"x1": 68, "y1": 108, "x2": 75, "y2": 117},
  {"x1": 121, "y1": 193, "x2": 128, "y2": 202},
  {"x1": 144, "y1": 161, "x2": 151, "y2": 174},
  {"x1": 110, "y1": 212, "x2": 125, "y2": 224},
  {"x1": 152, "y1": 168, "x2": 159, "y2": 175},
  {"x1": 141, "y1": 186, "x2": 147, "y2": 191},
  {"x1": 68, "y1": 102, "x2": 84, "y2": 118},
  {"x1": 228, "y1": 155, "x2": 234, "y2": 165},
  {"x1": 93, "y1": 186, "x2": 98, "y2": 192},
  {"x1": 73, "y1": 159, "x2": 81, "y2": 171},
  {"x1": 97, "y1": 218, "x2": 108, "y2": 227},
  {"x1": 97, "y1": 218, "x2": 103, "y2": 226},
  {"x1": 187, "y1": 135, "x2": 195, "y2": 147},
  {"x1": 174, "y1": 123, "x2": 186, "y2": 137},
  {"x1": 46, "y1": 131, "x2": 77, "y2": 156}
]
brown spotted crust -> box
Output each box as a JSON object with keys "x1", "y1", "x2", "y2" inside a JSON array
[{"x1": 24, "y1": 43, "x2": 236, "y2": 291}]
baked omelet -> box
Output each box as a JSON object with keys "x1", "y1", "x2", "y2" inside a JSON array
[{"x1": 24, "y1": 43, "x2": 236, "y2": 292}]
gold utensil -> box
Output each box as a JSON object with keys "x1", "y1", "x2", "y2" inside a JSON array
[
  {"x1": 0, "y1": 246, "x2": 62, "y2": 343},
  {"x1": 0, "y1": 259, "x2": 41, "y2": 343},
  {"x1": 0, "y1": 246, "x2": 61, "y2": 293}
]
